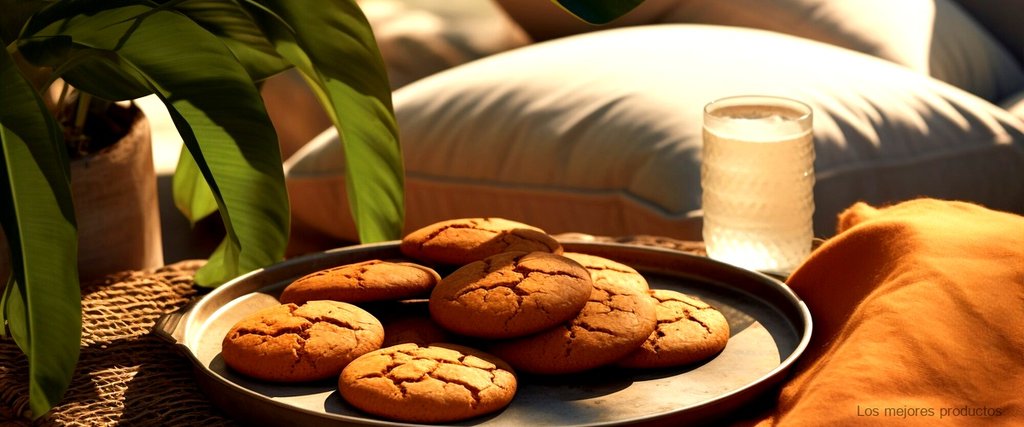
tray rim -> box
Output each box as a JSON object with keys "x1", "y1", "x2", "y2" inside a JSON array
[{"x1": 170, "y1": 240, "x2": 813, "y2": 426}]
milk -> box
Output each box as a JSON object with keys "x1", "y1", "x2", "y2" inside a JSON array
[{"x1": 701, "y1": 100, "x2": 815, "y2": 274}]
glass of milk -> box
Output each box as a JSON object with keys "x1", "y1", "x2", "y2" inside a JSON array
[{"x1": 701, "y1": 95, "x2": 815, "y2": 276}]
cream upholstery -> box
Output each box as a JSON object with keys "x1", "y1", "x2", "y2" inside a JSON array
[
  {"x1": 285, "y1": 25, "x2": 1024, "y2": 242},
  {"x1": 953, "y1": 0, "x2": 1024, "y2": 64},
  {"x1": 496, "y1": 0, "x2": 1024, "y2": 102},
  {"x1": 361, "y1": 0, "x2": 530, "y2": 89},
  {"x1": 1003, "y1": 91, "x2": 1024, "y2": 123}
]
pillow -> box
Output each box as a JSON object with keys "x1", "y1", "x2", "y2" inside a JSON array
[
  {"x1": 491, "y1": 0, "x2": 680, "y2": 41},
  {"x1": 742, "y1": 199, "x2": 1024, "y2": 424},
  {"x1": 285, "y1": 25, "x2": 1024, "y2": 243},
  {"x1": 495, "y1": 0, "x2": 1024, "y2": 102},
  {"x1": 264, "y1": 0, "x2": 530, "y2": 161},
  {"x1": 360, "y1": 0, "x2": 530, "y2": 89},
  {"x1": 953, "y1": 0, "x2": 1024, "y2": 65},
  {"x1": 261, "y1": 70, "x2": 333, "y2": 160},
  {"x1": 1003, "y1": 91, "x2": 1024, "y2": 123}
]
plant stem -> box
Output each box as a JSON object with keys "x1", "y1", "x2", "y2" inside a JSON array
[
  {"x1": 74, "y1": 92, "x2": 91, "y2": 131},
  {"x1": 55, "y1": 81, "x2": 71, "y2": 121}
]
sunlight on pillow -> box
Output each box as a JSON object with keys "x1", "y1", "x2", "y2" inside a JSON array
[{"x1": 286, "y1": 25, "x2": 1024, "y2": 243}]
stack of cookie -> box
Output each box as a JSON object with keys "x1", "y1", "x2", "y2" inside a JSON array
[{"x1": 220, "y1": 218, "x2": 730, "y2": 424}]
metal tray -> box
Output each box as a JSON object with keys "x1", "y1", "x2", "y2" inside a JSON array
[{"x1": 156, "y1": 241, "x2": 811, "y2": 426}]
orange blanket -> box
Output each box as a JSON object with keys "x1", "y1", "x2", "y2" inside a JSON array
[{"x1": 749, "y1": 199, "x2": 1024, "y2": 426}]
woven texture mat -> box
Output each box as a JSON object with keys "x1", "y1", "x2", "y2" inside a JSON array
[
  {"x1": 0, "y1": 261, "x2": 236, "y2": 426},
  {"x1": 0, "y1": 236, "x2": 704, "y2": 426}
]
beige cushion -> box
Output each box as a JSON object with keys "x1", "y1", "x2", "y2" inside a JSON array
[
  {"x1": 264, "y1": 1, "x2": 530, "y2": 160},
  {"x1": 496, "y1": 0, "x2": 1024, "y2": 102},
  {"x1": 1003, "y1": 91, "x2": 1024, "y2": 123},
  {"x1": 954, "y1": 0, "x2": 1024, "y2": 65},
  {"x1": 285, "y1": 25, "x2": 1024, "y2": 242},
  {"x1": 361, "y1": 0, "x2": 530, "y2": 89}
]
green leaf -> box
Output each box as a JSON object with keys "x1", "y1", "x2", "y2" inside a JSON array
[
  {"x1": 0, "y1": 46, "x2": 81, "y2": 419},
  {"x1": 60, "y1": 55, "x2": 152, "y2": 101},
  {"x1": 172, "y1": 144, "x2": 218, "y2": 226},
  {"x1": 551, "y1": 0, "x2": 646, "y2": 24},
  {"x1": 0, "y1": 0, "x2": 47, "y2": 44},
  {"x1": 17, "y1": 37, "x2": 152, "y2": 101},
  {"x1": 172, "y1": 0, "x2": 290, "y2": 81},
  {"x1": 30, "y1": 4, "x2": 290, "y2": 286},
  {"x1": 246, "y1": 0, "x2": 404, "y2": 243},
  {"x1": 3, "y1": 279, "x2": 30, "y2": 352},
  {"x1": 168, "y1": 0, "x2": 290, "y2": 226},
  {"x1": 0, "y1": 276, "x2": 14, "y2": 337}
]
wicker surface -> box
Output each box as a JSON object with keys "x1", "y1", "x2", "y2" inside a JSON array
[
  {"x1": 0, "y1": 261, "x2": 236, "y2": 426},
  {"x1": 0, "y1": 237, "x2": 705, "y2": 426}
]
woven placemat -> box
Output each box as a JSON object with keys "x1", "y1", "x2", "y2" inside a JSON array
[{"x1": 0, "y1": 261, "x2": 236, "y2": 426}]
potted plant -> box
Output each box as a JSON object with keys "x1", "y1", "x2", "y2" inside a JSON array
[
  {"x1": 0, "y1": 0, "x2": 642, "y2": 419},
  {"x1": 0, "y1": 88, "x2": 164, "y2": 282}
]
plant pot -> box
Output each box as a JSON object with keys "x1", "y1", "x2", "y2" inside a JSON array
[{"x1": 0, "y1": 105, "x2": 163, "y2": 283}]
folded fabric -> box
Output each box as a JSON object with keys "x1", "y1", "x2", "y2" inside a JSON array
[{"x1": 745, "y1": 199, "x2": 1024, "y2": 425}]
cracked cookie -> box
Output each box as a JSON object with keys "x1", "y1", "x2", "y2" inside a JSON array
[
  {"x1": 221, "y1": 300, "x2": 384, "y2": 382},
  {"x1": 429, "y1": 251, "x2": 593, "y2": 339},
  {"x1": 562, "y1": 252, "x2": 650, "y2": 292},
  {"x1": 488, "y1": 267, "x2": 657, "y2": 374},
  {"x1": 400, "y1": 218, "x2": 562, "y2": 265},
  {"x1": 372, "y1": 300, "x2": 455, "y2": 347},
  {"x1": 617, "y1": 289, "x2": 730, "y2": 368},
  {"x1": 279, "y1": 260, "x2": 441, "y2": 304},
  {"x1": 338, "y1": 343, "x2": 517, "y2": 423}
]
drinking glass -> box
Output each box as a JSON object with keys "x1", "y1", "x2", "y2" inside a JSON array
[{"x1": 701, "y1": 95, "x2": 815, "y2": 275}]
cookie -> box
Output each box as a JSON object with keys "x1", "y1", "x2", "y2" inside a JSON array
[
  {"x1": 617, "y1": 289, "x2": 730, "y2": 368},
  {"x1": 372, "y1": 300, "x2": 455, "y2": 347},
  {"x1": 429, "y1": 251, "x2": 592, "y2": 338},
  {"x1": 488, "y1": 266, "x2": 657, "y2": 374},
  {"x1": 279, "y1": 260, "x2": 441, "y2": 304},
  {"x1": 381, "y1": 315, "x2": 453, "y2": 347},
  {"x1": 562, "y1": 252, "x2": 650, "y2": 292},
  {"x1": 339, "y1": 343, "x2": 517, "y2": 423},
  {"x1": 221, "y1": 300, "x2": 384, "y2": 382},
  {"x1": 400, "y1": 218, "x2": 562, "y2": 265}
]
